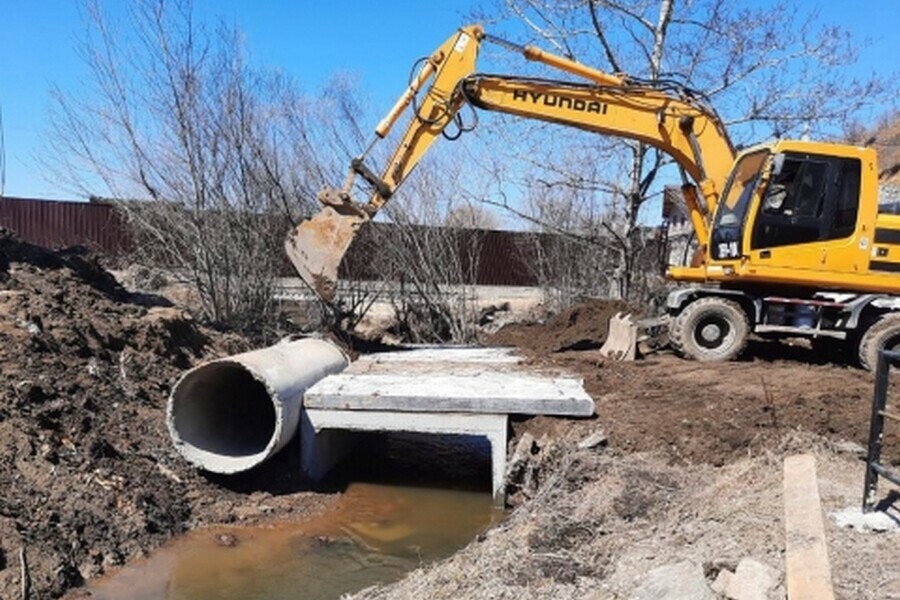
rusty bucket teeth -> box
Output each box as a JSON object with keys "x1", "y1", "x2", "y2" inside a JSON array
[{"x1": 285, "y1": 206, "x2": 368, "y2": 303}]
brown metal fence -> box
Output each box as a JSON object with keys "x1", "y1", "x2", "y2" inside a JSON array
[
  {"x1": 0, "y1": 196, "x2": 548, "y2": 286},
  {"x1": 0, "y1": 196, "x2": 131, "y2": 255},
  {"x1": 339, "y1": 222, "x2": 542, "y2": 287}
]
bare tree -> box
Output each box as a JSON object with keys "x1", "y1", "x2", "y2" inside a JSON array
[
  {"x1": 444, "y1": 201, "x2": 501, "y2": 230},
  {"x1": 468, "y1": 0, "x2": 895, "y2": 300},
  {"x1": 846, "y1": 111, "x2": 900, "y2": 184},
  {"x1": 45, "y1": 0, "x2": 362, "y2": 334},
  {"x1": 327, "y1": 154, "x2": 488, "y2": 343},
  {"x1": 374, "y1": 158, "x2": 486, "y2": 343}
]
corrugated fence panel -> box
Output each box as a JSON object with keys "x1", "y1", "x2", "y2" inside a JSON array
[
  {"x1": 340, "y1": 222, "x2": 542, "y2": 287},
  {"x1": 1, "y1": 197, "x2": 543, "y2": 286},
  {"x1": 0, "y1": 197, "x2": 130, "y2": 255},
  {"x1": 476, "y1": 230, "x2": 538, "y2": 287}
]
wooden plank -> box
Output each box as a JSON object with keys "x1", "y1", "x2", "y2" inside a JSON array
[{"x1": 783, "y1": 454, "x2": 835, "y2": 600}]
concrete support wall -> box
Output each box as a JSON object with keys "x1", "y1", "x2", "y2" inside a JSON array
[{"x1": 302, "y1": 409, "x2": 509, "y2": 506}]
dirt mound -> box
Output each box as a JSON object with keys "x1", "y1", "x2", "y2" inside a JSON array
[
  {"x1": 0, "y1": 232, "x2": 325, "y2": 599},
  {"x1": 509, "y1": 343, "x2": 892, "y2": 468},
  {"x1": 484, "y1": 295, "x2": 888, "y2": 467},
  {"x1": 487, "y1": 298, "x2": 630, "y2": 353}
]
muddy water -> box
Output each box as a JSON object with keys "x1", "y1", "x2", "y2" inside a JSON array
[{"x1": 83, "y1": 433, "x2": 503, "y2": 600}]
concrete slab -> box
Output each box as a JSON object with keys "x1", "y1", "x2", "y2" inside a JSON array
[
  {"x1": 299, "y1": 346, "x2": 594, "y2": 507},
  {"x1": 304, "y1": 372, "x2": 594, "y2": 417},
  {"x1": 302, "y1": 408, "x2": 508, "y2": 505},
  {"x1": 357, "y1": 346, "x2": 522, "y2": 365}
]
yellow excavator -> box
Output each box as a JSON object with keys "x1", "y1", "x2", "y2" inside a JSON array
[{"x1": 286, "y1": 24, "x2": 900, "y2": 369}]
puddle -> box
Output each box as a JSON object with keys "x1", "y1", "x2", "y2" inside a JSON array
[{"x1": 80, "y1": 433, "x2": 503, "y2": 600}]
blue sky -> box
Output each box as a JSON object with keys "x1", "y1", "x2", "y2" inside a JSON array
[{"x1": 0, "y1": 1, "x2": 898, "y2": 200}]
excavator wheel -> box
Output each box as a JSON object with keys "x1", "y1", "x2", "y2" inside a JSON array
[
  {"x1": 670, "y1": 297, "x2": 749, "y2": 362},
  {"x1": 858, "y1": 313, "x2": 900, "y2": 371}
]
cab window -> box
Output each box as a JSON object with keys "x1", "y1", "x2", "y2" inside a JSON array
[
  {"x1": 751, "y1": 153, "x2": 860, "y2": 250},
  {"x1": 711, "y1": 150, "x2": 768, "y2": 260}
]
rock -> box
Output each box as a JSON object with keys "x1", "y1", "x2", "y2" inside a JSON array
[
  {"x1": 711, "y1": 569, "x2": 734, "y2": 595},
  {"x1": 831, "y1": 506, "x2": 900, "y2": 532},
  {"x1": 233, "y1": 504, "x2": 261, "y2": 520},
  {"x1": 505, "y1": 432, "x2": 535, "y2": 483},
  {"x1": 505, "y1": 432, "x2": 543, "y2": 502},
  {"x1": 212, "y1": 533, "x2": 239, "y2": 547},
  {"x1": 831, "y1": 440, "x2": 866, "y2": 456},
  {"x1": 629, "y1": 561, "x2": 715, "y2": 600},
  {"x1": 578, "y1": 429, "x2": 608, "y2": 450},
  {"x1": 724, "y1": 558, "x2": 780, "y2": 600}
]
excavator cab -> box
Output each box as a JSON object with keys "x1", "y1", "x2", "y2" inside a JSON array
[{"x1": 676, "y1": 140, "x2": 872, "y2": 290}]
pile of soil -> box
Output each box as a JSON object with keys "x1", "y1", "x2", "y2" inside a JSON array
[
  {"x1": 487, "y1": 298, "x2": 630, "y2": 353},
  {"x1": 0, "y1": 232, "x2": 330, "y2": 599},
  {"x1": 522, "y1": 343, "x2": 897, "y2": 468}
]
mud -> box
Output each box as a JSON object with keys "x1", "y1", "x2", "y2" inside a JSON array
[
  {"x1": 523, "y1": 344, "x2": 894, "y2": 468},
  {"x1": 0, "y1": 232, "x2": 333, "y2": 599},
  {"x1": 491, "y1": 298, "x2": 891, "y2": 467}
]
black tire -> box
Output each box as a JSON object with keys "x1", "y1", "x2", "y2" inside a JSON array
[
  {"x1": 670, "y1": 297, "x2": 750, "y2": 362},
  {"x1": 858, "y1": 313, "x2": 900, "y2": 371}
]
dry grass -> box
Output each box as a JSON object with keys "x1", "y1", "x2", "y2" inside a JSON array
[{"x1": 351, "y1": 431, "x2": 898, "y2": 599}]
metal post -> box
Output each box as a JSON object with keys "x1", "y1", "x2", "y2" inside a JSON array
[{"x1": 863, "y1": 349, "x2": 900, "y2": 512}]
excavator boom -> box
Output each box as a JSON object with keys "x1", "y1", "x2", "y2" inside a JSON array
[
  {"x1": 286, "y1": 25, "x2": 734, "y2": 302},
  {"x1": 286, "y1": 25, "x2": 483, "y2": 302}
]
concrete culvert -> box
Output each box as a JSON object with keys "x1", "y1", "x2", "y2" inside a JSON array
[
  {"x1": 168, "y1": 338, "x2": 349, "y2": 474},
  {"x1": 172, "y1": 362, "x2": 277, "y2": 458}
]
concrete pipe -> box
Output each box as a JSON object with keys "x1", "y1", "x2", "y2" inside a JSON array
[{"x1": 167, "y1": 337, "x2": 349, "y2": 474}]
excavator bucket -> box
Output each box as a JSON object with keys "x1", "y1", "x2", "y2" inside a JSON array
[
  {"x1": 284, "y1": 206, "x2": 368, "y2": 303},
  {"x1": 599, "y1": 312, "x2": 638, "y2": 361}
]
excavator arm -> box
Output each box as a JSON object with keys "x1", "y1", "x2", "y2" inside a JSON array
[{"x1": 286, "y1": 25, "x2": 735, "y2": 302}]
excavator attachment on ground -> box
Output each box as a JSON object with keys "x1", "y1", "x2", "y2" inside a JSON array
[
  {"x1": 598, "y1": 313, "x2": 638, "y2": 361},
  {"x1": 599, "y1": 313, "x2": 670, "y2": 361}
]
